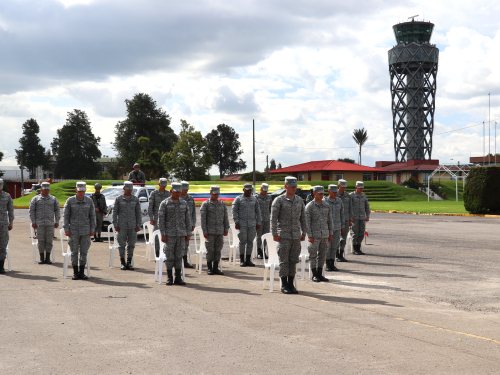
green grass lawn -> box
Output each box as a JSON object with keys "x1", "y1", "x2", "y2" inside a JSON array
[
  {"x1": 430, "y1": 180, "x2": 465, "y2": 201},
  {"x1": 370, "y1": 200, "x2": 468, "y2": 214}
]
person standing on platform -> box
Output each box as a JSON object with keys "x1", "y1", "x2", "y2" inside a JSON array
[
  {"x1": 63, "y1": 182, "x2": 95, "y2": 280},
  {"x1": 180, "y1": 181, "x2": 196, "y2": 269},
  {"x1": 255, "y1": 182, "x2": 272, "y2": 259},
  {"x1": 113, "y1": 181, "x2": 142, "y2": 270},
  {"x1": 324, "y1": 184, "x2": 344, "y2": 272},
  {"x1": 200, "y1": 186, "x2": 229, "y2": 275},
  {"x1": 90, "y1": 183, "x2": 106, "y2": 242},
  {"x1": 350, "y1": 181, "x2": 370, "y2": 255},
  {"x1": 232, "y1": 183, "x2": 261, "y2": 267},
  {"x1": 29, "y1": 181, "x2": 60, "y2": 264},
  {"x1": 305, "y1": 185, "x2": 333, "y2": 283},
  {"x1": 337, "y1": 179, "x2": 353, "y2": 262},
  {"x1": 271, "y1": 176, "x2": 307, "y2": 294},
  {"x1": 148, "y1": 178, "x2": 170, "y2": 257},
  {"x1": 0, "y1": 179, "x2": 14, "y2": 274},
  {"x1": 158, "y1": 182, "x2": 191, "y2": 286},
  {"x1": 128, "y1": 163, "x2": 146, "y2": 183}
]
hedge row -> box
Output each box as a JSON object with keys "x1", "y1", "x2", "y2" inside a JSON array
[{"x1": 464, "y1": 166, "x2": 500, "y2": 214}]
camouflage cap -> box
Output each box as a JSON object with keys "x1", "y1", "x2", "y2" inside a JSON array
[
  {"x1": 124, "y1": 181, "x2": 134, "y2": 190},
  {"x1": 210, "y1": 185, "x2": 220, "y2": 194},
  {"x1": 313, "y1": 185, "x2": 324, "y2": 194},
  {"x1": 328, "y1": 184, "x2": 338, "y2": 192},
  {"x1": 181, "y1": 181, "x2": 190, "y2": 190},
  {"x1": 261, "y1": 183, "x2": 269, "y2": 191},
  {"x1": 76, "y1": 181, "x2": 87, "y2": 191},
  {"x1": 356, "y1": 181, "x2": 364, "y2": 188},
  {"x1": 171, "y1": 182, "x2": 182, "y2": 192},
  {"x1": 133, "y1": 163, "x2": 140, "y2": 168},
  {"x1": 243, "y1": 183, "x2": 252, "y2": 190},
  {"x1": 94, "y1": 183, "x2": 102, "y2": 190},
  {"x1": 159, "y1": 178, "x2": 168, "y2": 187},
  {"x1": 0, "y1": 178, "x2": 4, "y2": 188},
  {"x1": 36, "y1": 189, "x2": 41, "y2": 194},
  {"x1": 41, "y1": 182, "x2": 51, "y2": 190},
  {"x1": 285, "y1": 176, "x2": 297, "y2": 187},
  {"x1": 338, "y1": 179, "x2": 347, "y2": 188}
]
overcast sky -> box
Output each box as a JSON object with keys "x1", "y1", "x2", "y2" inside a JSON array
[{"x1": 1, "y1": 0, "x2": 500, "y2": 174}]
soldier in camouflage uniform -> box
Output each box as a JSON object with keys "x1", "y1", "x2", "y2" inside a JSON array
[
  {"x1": 324, "y1": 184, "x2": 344, "y2": 272},
  {"x1": 180, "y1": 181, "x2": 196, "y2": 269},
  {"x1": 148, "y1": 178, "x2": 171, "y2": 257},
  {"x1": 306, "y1": 185, "x2": 333, "y2": 282},
  {"x1": 63, "y1": 182, "x2": 95, "y2": 280},
  {"x1": 128, "y1": 163, "x2": 146, "y2": 183},
  {"x1": 29, "y1": 181, "x2": 60, "y2": 264},
  {"x1": 90, "y1": 183, "x2": 107, "y2": 242},
  {"x1": 271, "y1": 176, "x2": 307, "y2": 294},
  {"x1": 113, "y1": 181, "x2": 142, "y2": 270},
  {"x1": 350, "y1": 181, "x2": 370, "y2": 255},
  {"x1": 0, "y1": 179, "x2": 14, "y2": 274},
  {"x1": 255, "y1": 182, "x2": 272, "y2": 259},
  {"x1": 337, "y1": 179, "x2": 353, "y2": 262},
  {"x1": 200, "y1": 186, "x2": 229, "y2": 275},
  {"x1": 159, "y1": 182, "x2": 191, "y2": 285},
  {"x1": 232, "y1": 183, "x2": 261, "y2": 267},
  {"x1": 305, "y1": 189, "x2": 314, "y2": 204}
]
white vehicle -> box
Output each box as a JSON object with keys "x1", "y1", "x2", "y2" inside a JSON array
[{"x1": 101, "y1": 184, "x2": 157, "y2": 233}]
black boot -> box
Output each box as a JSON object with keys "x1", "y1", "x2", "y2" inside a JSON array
[
  {"x1": 79, "y1": 265, "x2": 88, "y2": 280},
  {"x1": 93, "y1": 234, "x2": 97, "y2": 242},
  {"x1": 127, "y1": 257, "x2": 134, "y2": 271},
  {"x1": 318, "y1": 267, "x2": 329, "y2": 282},
  {"x1": 120, "y1": 257, "x2": 127, "y2": 270},
  {"x1": 245, "y1": 254, "x2": 255, "y2": 267},
  {"x1": 331, "y1": 260, "x2": 339, "y2": 271},
  {"x1": 207, "y1": 261, "x2": 214, "y2": 275},
  {"x1": 257, "y1": 248, "x2": 263, "y2": 259},
  {"x1": 325, "y1": 259, "x2": 332, "y2": 272},
  {"x1": 358, "y1": 245, "x2": 365, "y2": 255},
  {"x1": 183, "y1": 255, "x2": 194, "y2": 269},
  {"x1": 174, "y1": 268, "x2": 186, "y2": 285},
  {"x1": 213, "y1": 260, "x2": 224, "y2": 275},
  {"x1": 72, "y1": 265, "x2": 79, "y2": 280},
  {"x1": 352, "y1": 244, "x2": 362, "y2": 255},
  {"x1": 288, "y1": 276, "x2": 298, "y2": 294},
  {"x1": 0, "y1": 260, "x2": 5, "y2": 274},
  {"x1": 281, "y1": 277, "x2": 291, "y2": 294},
  {"x1": 166, "y1": 269, "x2": 173, "y2": 285},
  {"x1": 45, "y1": 252, "x2": 52, "y2": 264},
  {"x1": 337, "y1": 249, "x2": 348, "y2": 262},
  {"x1": 38, "y1": 253, "x2": 45, "y2": 264},
  {"x1": 311, "y1": 268, "x2": 320, "y2": 282},
  {"x1": 240, "y1": 254, "x2": 246, "y2": 267}
]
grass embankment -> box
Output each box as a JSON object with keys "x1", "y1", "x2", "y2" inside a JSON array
[{"x1": 431, "y1": 180, "x2": 465, "y2": 201}]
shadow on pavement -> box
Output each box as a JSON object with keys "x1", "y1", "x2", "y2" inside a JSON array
[
  {"x1": 185, "y1": 283, "x2": 261, "y2": 296},
  {"x1": 5, "y1": 271, "x2": 59, "y2": 282},
  {"x1": 86, "y1": 276, "x2": 153, "y2": 289},
  {"x1": 364, "y1": 254, "x2": 430, "y2": 260},
  {"x1": 339, "y1": 269, "x2": 417, "y2": 278},
  {"x1": 346, "y1": 260, "x2": 416, "y2": 268},
  {"x1": 299, "y1": 290, "x2": 403, "y2": 307},
  {"x1": 218, "y1": 269, "x2": 265, "y2": 281},
  {"x1": 333, "y1": 281, "x2": 410, "y2": 292}
]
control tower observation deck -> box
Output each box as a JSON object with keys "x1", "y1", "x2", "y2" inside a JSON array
[{"x1": 388, "y1": 20, "x2": 439, "y2": 161}]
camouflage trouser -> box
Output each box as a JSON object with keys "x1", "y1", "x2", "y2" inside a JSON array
[
  {"x1": 0, "y1": 225, "x2": 8, "y2": 261},
  {"x1": 184, "y1": 230, "x2": 193, "y2": 256},
  {"x1": 326, "y1": 229, "x2": 341, "y2": 260},
  {"x1": 37, "y1": 225, "x2": 54, "y2": 254},
  {"x1": 164, "y1": 236, "x2": 184, "y2": 270},
  {"x1": 69, "y1": 235, "x2": 91, "y2": 266},
  {"x1": 339, "y1": 220, "x2": 350, "y2": 252},
  {"x1": 205, "y1": 234, "x2": 224, "y2": 262},
  {"x1": 117, "y1": 228, "x2": 137, "y2": 259},
  {"x1": 308, "y1": 237, "x2": 328, "y2": 269},
  {"x1": 256, "y1": 220, "x2": 270, "y2": 251},
  {"x1": 352, "y1": 219, "x2": 366, "y2": 245},
  {"x1": 95, "y1": 213, "x2": 103, "y2": 236},
  {"x1": 238, "y1": 226, "x2": 256, "y2": 256},
  {"x1": 277, "y1": 239, "x2": 301, "y2": 278}
]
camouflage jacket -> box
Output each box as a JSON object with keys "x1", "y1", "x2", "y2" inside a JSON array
[
  {"x1": 232, "y1": 195, "x2": 262, "y2": 227},
  {"x1": 200, "y1": 199, "x2": 229, "y2": 235},
  {"x1": 338, "y1": 191, "x2": 353, "y2": 221},
  {"x1": 91, "y1": 192, "x2": 107, "y2": 214},
  {"x1": 63, "y1": 196, "x2": 96, "y2": 235},
  {"x1": 271, "y1": 194, "x2": 306, "y2": 240},
  {"x1": 29, "y1": 194, "x2": 60, "y2": 226},
  {"x1": 112, "y1": 194, "x2": 142, "y2": 229},
  {"x1": 350, "y1": 192, "x2": 370, "y2": 220},
  {"x1": 128, "y1": 170, "x2": 146, "y2": 183},
  {"x1": 324, "y1": 196, "x2": 345, "y2": 230},
  {"x1": 305, "y1": 200, "x2": 333, "y2": 239},
  {"x1": 254, "y1": 193, "x2": 272, "y2": 222},
  {"x1": 148, "y1": 190, "x2": 171, "y2": 222},
  {"x1": 0, "y1": 191, "x2": 14, "y2": 226},
  {"x1": 158, "y1": 198, "x2": 191, "y2": 237},
  {"x1": 180, "y1": 193, "x2": 196, "y2": 229}
]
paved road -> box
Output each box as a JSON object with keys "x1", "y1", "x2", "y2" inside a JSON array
[{"x1": 1, "y1": 211, "x2": 499, "y2": 374}]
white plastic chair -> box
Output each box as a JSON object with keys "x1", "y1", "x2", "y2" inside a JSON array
[
  {"x1": 154, "y1": 230, "x2": 185, "y2": 284},
  {"x1": 299, "y1": 236, "x2": 309, "y2": 280},
  {"x1": 5, "y1": 245, "x2": 11, "y2": 271},
  {"x1": 262, "y1": 234, "x2": 296, "y2": 292},
  {"x1": 31, "y1": 225, "x2": 38, "y2": 263},
  {"x1": 143, "y1": 222, "x2": 153, "y2": 261},
  {"x1": 346, "y1": 228, "x2": 353, "y2": 254},
  {"x1": 107, "y1": 224, "x2": 134, "y2": 269},
  {"x1": 194, "y1": 226, "x2": 223, "y2": 275},
  {"x1": 59, "y1": 229, "x2": 90, "y2": 279},
  {"x1": 228, "y1": 224, "x2": 239, "y2": 266}
]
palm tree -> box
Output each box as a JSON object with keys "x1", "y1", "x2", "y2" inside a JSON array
[{"x1": 352, "y1": 128, "x2": 369, "y2": 165}]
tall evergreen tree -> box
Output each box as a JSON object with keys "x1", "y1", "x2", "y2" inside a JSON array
[
  {"x1": 269, "y1": 159, "x2": 277, "y2": 170},
  {"x1": 15, "y1": 119, "x2": 50, "y2": 178},
  {"x1": 113, "y1": 93, "x2": 177, "y2": 168},
  {"x1": 51, "y1": 110, "x2": 102, "y2": 179},
  {"x1": 205, "y1": 124, "x2": 247, "y2": 178}
]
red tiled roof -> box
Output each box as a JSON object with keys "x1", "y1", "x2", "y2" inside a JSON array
[
  {"x1": 378, "y1": 162, "x2": 439, "y2": 172},
  {"x1": 216, "y1": 174, "x2": 241, "y2": 181},
  {"x1": 268, "y1": 160, "x2": 387, "y2": 174}
]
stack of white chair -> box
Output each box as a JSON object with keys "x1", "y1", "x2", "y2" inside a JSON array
[
  {"x1": 228, "y1": 224, "x2": 239, "y2": 266},
  {"x1": 59, "y1": 229, "x2": 90, "y2": 279},
  {"x1": 153, "y1": 230, "x2": 185, "y2": 284}
]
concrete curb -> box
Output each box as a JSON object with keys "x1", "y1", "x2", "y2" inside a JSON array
[{"x1": 372, "y1": 210, "x2": 500, "y2": 218}]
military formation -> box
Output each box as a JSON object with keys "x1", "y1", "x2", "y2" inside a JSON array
[{"x1": 0, "y1": 171, "x2": 371, "y2": 296}]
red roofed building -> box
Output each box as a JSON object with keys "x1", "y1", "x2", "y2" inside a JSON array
[
  {"x1": 216, "y1": 174, "x2": 242, "y2": 181},
  {"x1": 268, "y1": 160, "x2": 387, "y2": 182},
  {"x1": 376, "y1": 159, "x2": 441, "y2": 184}
]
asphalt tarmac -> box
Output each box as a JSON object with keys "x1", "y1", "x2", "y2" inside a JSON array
[{"x1": 1, "y1": 209, "x2": 499, "y2": 374}]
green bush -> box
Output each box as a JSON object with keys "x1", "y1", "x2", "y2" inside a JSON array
[
  {"x1": 464, "y1": 166, "x2": 500, "y2": 213},
  {"x1": 402, "y1": 178, "x2": 423, "y2": 189},
  {"x1": 239, "y1": 171, "x2": 267, "y2": 181}
]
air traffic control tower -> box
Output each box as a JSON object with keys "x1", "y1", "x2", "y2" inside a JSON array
[{"x1": 388, "y1": 18, "x2": 439, "y2": 161}]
